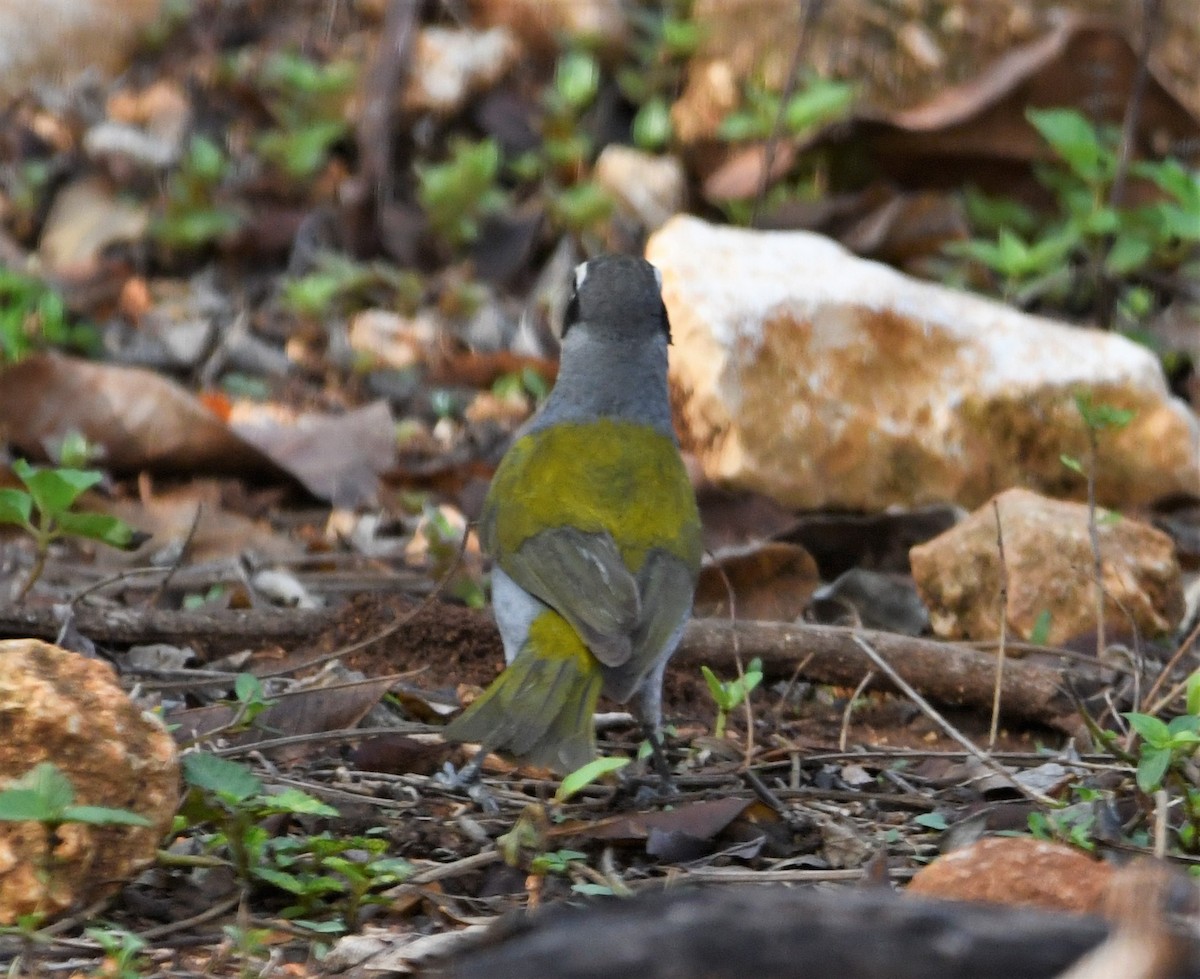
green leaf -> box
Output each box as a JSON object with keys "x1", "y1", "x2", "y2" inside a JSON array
[
  {"x1": 1029, "y1": 609, "x2": 1053, "y2": 645},
  {"x1": 1167, "y1": 714, "x2": 1200, "y2": 737},
  {"x1": 0, "y1": 788, "x2": 57, "y2": 821},
  {"x1": 1027, "y1": 108, "x2": 1111, "y2": 184},
  {"x1": 1060, "y1": 454, "x2": 1084, "y2": 475},
  {"x1": 0, "y1": 762, "x2": 76, "y2": 821},
  {"x1": 182, "y1": 752, "x2": 263, "y2": 802},
  {"x1": 61, "y1": 805, "x2": 152, "y2": 827},
  {"x1": 1136, "y1": 745, "x2": 1171, "y2": 793},
  {"x1": 53, "y1": 510, "x2": 139, "y2": 549},
  {"x1": 783, "y1": 79, "x2": 855, "y2": 134},
  {"x1": 700, "y1": 665, "x2": 729, "y2": 708},
  {"x1": 13, "y1": 462, "x2": 102, "y2": 515},
  {"x1": 633, "y1": 97, "x2": 673, "y2": 150},
  {"x1": 554, "y1": 756, "x2": 630, "y2": 804},
  {"x1": 0, "y1": 488, "x2": 33, "y2": 527},
  {"x1": 1186, "y1": 669, "x2": 1200, "y2": 717},
  {"x1": 259, "y1": 788, "x2": 340, "y2": 817},
  {"x1": 1124, "y1": 711, "x2": 1171, "y2": 748},
  {"x1": 554, "y1": 50, "x2": 600, "y2": 111},
  {"x1": 913, "y1": 812, "x2": 948, "y2": 831}
]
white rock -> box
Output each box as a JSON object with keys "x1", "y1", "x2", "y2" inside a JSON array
[
  {"x1": 647, "y1": 216, "x2": 1200, "y2": 510},
  {"x1": 594, "y1": 146, "x2": 686, "y2": 233},
  {"x1": 404, "y1": 26, "x2": 519, "y2": 115}
]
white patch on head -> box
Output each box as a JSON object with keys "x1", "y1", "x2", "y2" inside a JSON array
[
  {"x1": 651, "y1": 264, "x2": 662, "y2": 289},
  {"x1": 574, "y1": 262, "x2": 589, "y2": 291}
]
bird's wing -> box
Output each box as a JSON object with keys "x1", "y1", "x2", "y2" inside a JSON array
[
  {"x1": 601, "y1": 547, "x2": 698, "y2": 702},
  {"x1": 499, "y1": 528, "x2": 639, "y2": 668}
]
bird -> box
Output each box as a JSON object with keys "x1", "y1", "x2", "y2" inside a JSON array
[{"x1": 444, "y1": 254, "x2": 702, "y2": 774}]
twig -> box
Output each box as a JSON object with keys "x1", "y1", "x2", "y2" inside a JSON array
[
  {"x1": 750, "y1": 0, "x2": 825, "y2": 227},
  {"x1": 991, "y1": 500, "x2": 1008, "y2": 751},
  {"x1": 144, "y1": 502, "x2": 203, "y2": 608},
  {"x1": 1110, "y1": 0, "x2": 1164, "y2": 209},
  {"x1": 1143, "y1": 614, "x2": 1200, "y2": 714},
  {"x1": 851, "y1": 634, "x2": 1055, "y2": 805},
  {"x1": 838, "y1": 670, "x2": 874, "y2": 752}
]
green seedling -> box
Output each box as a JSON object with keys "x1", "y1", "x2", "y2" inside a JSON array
[
  {"x1": 280, "y1": 252, "x2": 422, "y2": 319},
  {"x1": 254, "y1": 52, "x2": 357, "y2": 179},
  {"x1": 86, "y1": 925, "x2": 150, "y2": 979},
  {"x1": 180, "y1": 752, "x2": 339, "y2": 887},
  {"x1": 1059, "y1": 391, "x2": 1136, "y2": 656},
  {"x1": 554, "y1": 756, "x2": 631, "y2": 805},
  {"x1": 619, "y1": 3, "x2": 704, "y2": 150},
  {"x1": 717, "y1": 76, "x2": 856, "y2": 143},
  {"x1": 0, "y1": 269, "x2": 99, "y2": 364},
  {"x1": 1027, "y1": 806, "x2": 1098, "y2": 852},
  {"x1": 0, "y1": 762, "x2": 152, "y2": 830},
  {"x1": 416, "y1": 138, "x2": 508, "y2": 249},
  {"x1": 153, "y1": 134, "x2": 243, "y2": 249},
  {"x1": 701, "y1": 657, "x2": 763, "y2": 738},
  {"x1": 180, "y1": 753, "x2": 413, "y2": 932},
  {"x1": 258, "y1": 833, "x2": 412, "y2": 930},
  {"x1": 951, "y1": 107, "x2": 1200, "y2": 323},
  {"x1": 1117, "y1": 671, "x2": 1200, "y2": 851},
  {"x1": 492, "y1": 366, "x2": 550, "y2": 406},
  {"x1": 0, "y1": 458, "x2": 141, "y2": 599}
]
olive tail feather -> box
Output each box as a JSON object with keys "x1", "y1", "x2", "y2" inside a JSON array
[{"x1": 444, "y1": 619, "x2": 602, "y2": 774}]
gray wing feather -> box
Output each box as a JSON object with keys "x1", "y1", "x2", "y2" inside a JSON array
[{"x1": 502, "y1": 528, "x2": 639, "y2": 667}]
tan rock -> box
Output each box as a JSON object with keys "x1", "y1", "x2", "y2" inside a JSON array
[
  {"x1": 647, "y1": 216, "x2": 1200, "y2": 511},
  {"x1": 403, "y1": 27, "x2": 519, "y2": 116},
  {"x1": 0, "y1": 0, "x2": 161, "y2": 98},
  {"x1": 907, "y1": 836, "x2": 1112, "y2": 914},
  {"x1": 593, "y1": 146, "x2": 686, "y2": 234},
  {"x1": 469, "y1": 0, "x2": 626, "y2": 58},
  {"x1": 910, "y1": 488, "x2": 1185, "y2": 644},
  {"x1": 0, "y1": 640, "x2": 179, "y2": 925}
]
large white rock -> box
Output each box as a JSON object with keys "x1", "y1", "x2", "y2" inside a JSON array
[{"x1": 647, "y1": 216, "x2": 1200, "y2": 510}]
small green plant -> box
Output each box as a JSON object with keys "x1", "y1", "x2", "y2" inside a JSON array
[
  {"x1": 86, "y1": 925, "x2": 150, "y2": 979},
  {"x1": 717, "y1": 75, "x2": 856, "y2": 143},
  {"x1": 1121, "y1": 671, "x2": 1200, "y2": 851},
  {"x1": 153, "y1": 134, "x2": 243, "y2": 249},
  {"x1": 255, "y1": 52, "x2": 357, "y2": 179},
  {"x1": 950, "y1": 108, "x2": 1200, "y2": 322},
  {"x1": 1027, "y1": 806, "x2": 1098, "y2": 852},
  {"x1": 492, "y1": 366, "x2": 550, "y2": 406},
  {"x1": 280, "y1": 252, "x2": 422, "y2": 319},
  {"x1": 416, "y1": 138, "x2": 509, "y2": 249},
  {"x1": 257, "y1": 832, "x2": 413, "y2": 931},
  {"x1": 1060, "y1": 391, "x2": 1136, "y2": 654},
  {"x1": 701, "y1": 657, "x2": 763, "y2": 738},
  {"x1": 0, "y1": 269, "x2": 99, "y2": 363},
  {"x1": 619, "y1": 2, "x2": 704, "y2": 151},
  {"x1": 0, "y1": 458, "x2": 141, "y2": 599},
  {"x1": 555, "y1": 757, "x2": 631, "y2": 805},
  {"x1": 180, "y1": 753, "x2": 338, "y2": 883}
]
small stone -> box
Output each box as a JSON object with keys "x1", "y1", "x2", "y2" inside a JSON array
[
  {"x1": 594, "y1": 146, "x2": 686, "y2": 234},
  {"x1": 403, "y1": 27, "x2": 519, "y2": 116},
  {"x1": 470, "y1": 0, "x2": 627, "y2": 58},
  {"x1": 0, "y1": 639, "x2": 179, "y2": 925},
  {"x1": 910, "y1": 488, "x2": 1185, "y2": 644},
  {"x1": 907, "y1": 836, "x2": 1112, "y2": 914}
]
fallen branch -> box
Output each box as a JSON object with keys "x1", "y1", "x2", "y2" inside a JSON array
[{"x1": 676, "y1": 619, "x2": 1103, "y2": 733}]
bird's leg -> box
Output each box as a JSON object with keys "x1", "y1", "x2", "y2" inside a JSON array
[{"x1": 436, "y1": 746, "x2": 500, "y2": 814}]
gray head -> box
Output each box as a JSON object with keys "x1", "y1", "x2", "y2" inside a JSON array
[
  {"x1": 562, "y1": 255, "x2": 670, "y2": 344},
  {"x1": 531, "y1": 255, "x2": 675, "y2": 431}
]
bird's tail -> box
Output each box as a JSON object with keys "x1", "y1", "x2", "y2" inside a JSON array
[{"x1": 444, "y1": 610, "x2": 602, "y2": 773}]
